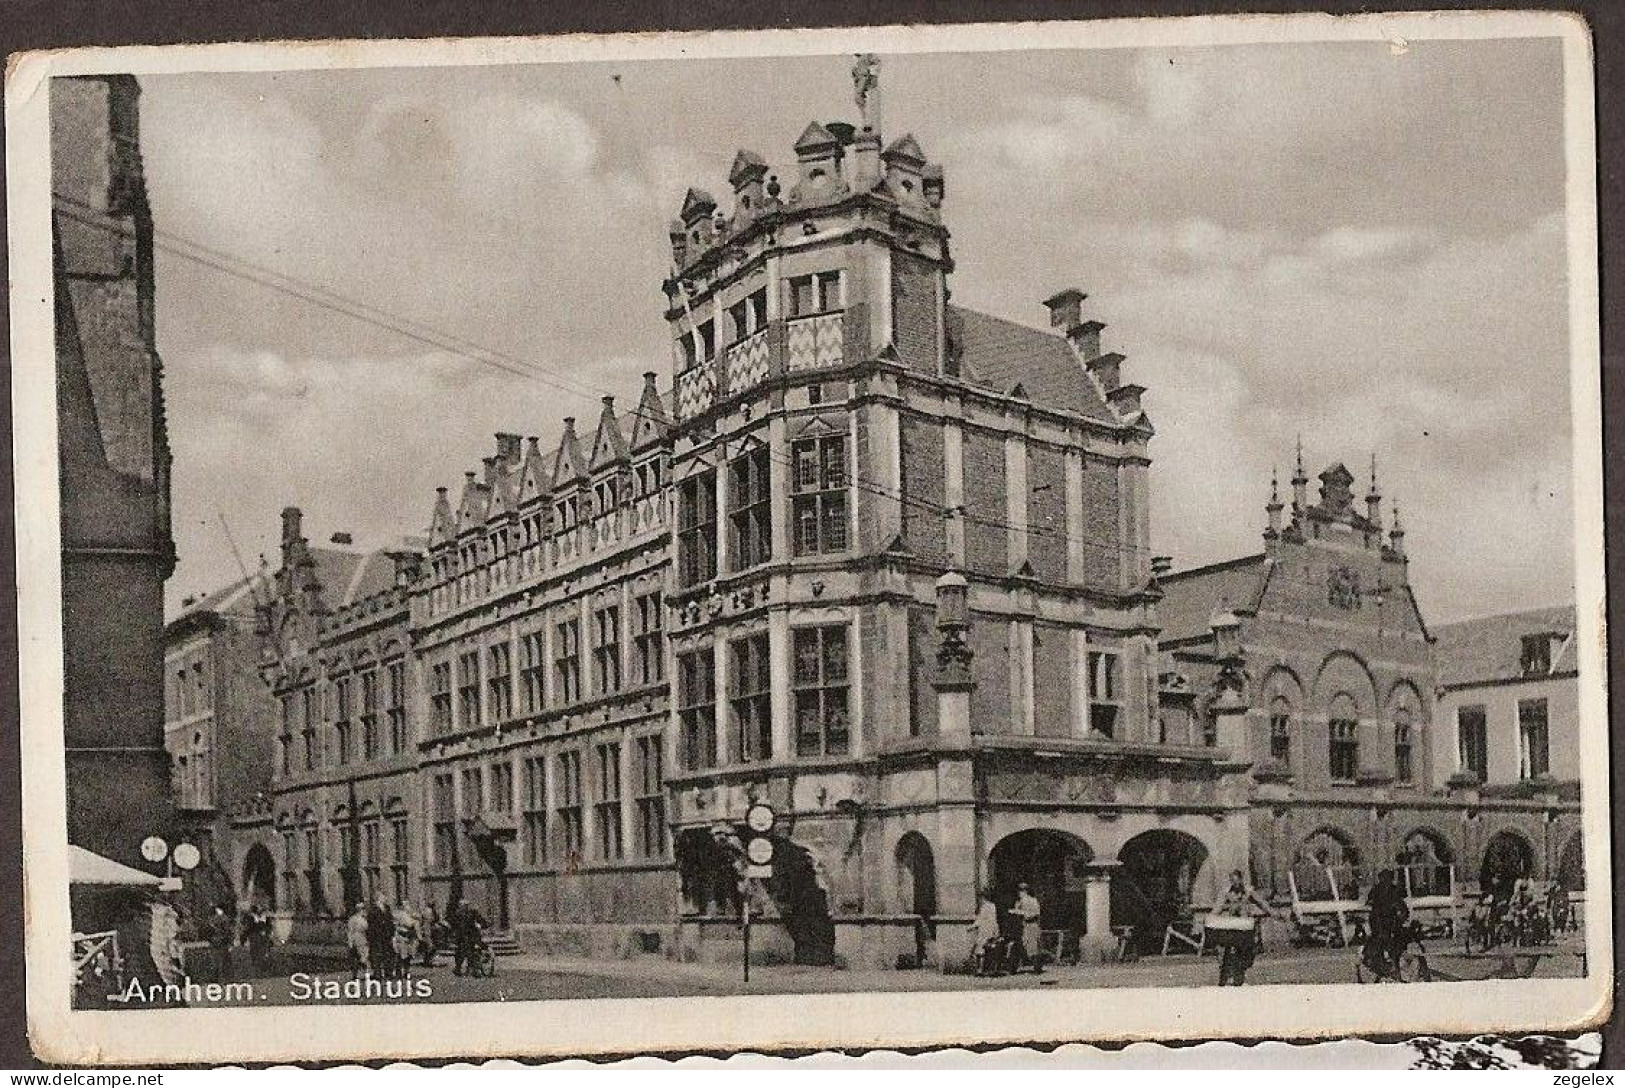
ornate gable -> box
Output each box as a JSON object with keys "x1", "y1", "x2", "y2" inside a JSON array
[
  {"x1": 589, "y1": 397, "x2": 629, "y2": 472},
  {"x1": 552, "y1": 417, "x2": 587, "y2": 489}
]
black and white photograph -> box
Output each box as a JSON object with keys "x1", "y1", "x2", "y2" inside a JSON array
[{"x1": 9, "y1": 10, "x2": 1608, "y2": 1063}]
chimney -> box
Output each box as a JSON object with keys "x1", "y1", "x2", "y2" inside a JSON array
[
  {"x1": 495, "y1": 432, "x2": 522, "y2": 465},
  {"x1": 482, "y1": 457, "x2": 498, "y2": 486},
  {"x1": 1044, "y1": 288, "x2": 1085, "y2": 332},
  {"x1": 330, "y1": 532, "x2": 352, "y2": 546},
  {"x1": 1151, "y1": 556, "x2": 1173, "y2": 579},
  {"x1": 281, "y1": 506, "x2": 303, "y2": 547}
]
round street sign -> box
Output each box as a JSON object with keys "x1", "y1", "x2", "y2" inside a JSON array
[
  {"x1": 746, "y1": 836, "x2": 774, "y2": 865},
  {"x1": 745, "y1": 803, "x2": 776, "y2": 834},
  {"x1": 172, "y1": 843, "x2": 201, "y2": 871},
  {"x1": 140, "y1": 836, "x2": 168, "y2": 863}
]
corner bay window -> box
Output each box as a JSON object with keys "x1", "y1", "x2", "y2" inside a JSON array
[
  {"x1": 678, "y1": 648, "x2": 717, "y2": 771},
  {"x1": 729, "y1": 445, "x2": 772, "y2": 570},
  {"x1": 792, "y1": 434, "x2": 848, "y2": 555},
  {"x1": 789, "y1": 270, "x2": 841, "y2": 317},
  {"x1": 678, "y1": 470, "x2": 718, "y2": 586},
  {"x1": 729, "y1": 633, "x2": 772, "y2": 763},
  {"x1": 793, "y1": 625, "x2": 850, "y2": 757}
]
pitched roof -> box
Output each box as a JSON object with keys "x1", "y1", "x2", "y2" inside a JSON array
[
  {"x1": 335, "y1": 550, "x2": 398, "y2": 608},
  {"x1": 947, "y1": 306, "x2": 1116, "y2": 422},
  {"x1": 169, "y1": 569, "x2": 271, "y2": 624},
  {"x1": 1434, "y1": 605, "x2": 1578, "y2": 688},
  {"x1": 1155, "y1": 555, "x2": 1269, "y2": 644}
]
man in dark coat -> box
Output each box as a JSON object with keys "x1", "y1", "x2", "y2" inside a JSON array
[
  {"x1": 367, "y1": 893, "x2": 396, "y2": 980},
  {"x1": 1364, "y1": 869, "x2": 1410, "y2": 978},
  {"x1": 451, "y1": 899, "x2": 488, "y2": 976}
]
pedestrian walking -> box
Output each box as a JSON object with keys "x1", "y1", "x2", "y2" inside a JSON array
[
  {"x1": 1211, "y1": 870, "x2": 1273, "y2": 986},
  {"x1": 451, "y1": 899, "x2": 488, "y2": 977}
]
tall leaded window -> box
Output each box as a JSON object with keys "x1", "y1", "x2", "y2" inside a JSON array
[
  {"x1": 386, "y1": 661, "x2": 408, "y2": 755},
  {"x1": 792, "y1": 435, "x2": 848, "y2": 555},
  {"x1": 460, "y1": 765, "x2": 484, "y2": 817},
  {"x1": 788, "y1": 270, "x2": 841, "y2": 316},
  {"x1": 1329, "y1": 706, "x2": 1359, "y2": 783},
  {"x1": 1269, "y1": 696, "x2": 1292, "y2": 764},
  {"x1": 729, "y1": 445, "x2": 773, "y2": 570},
  {"x1": 333, "y1": 676, "x2": 353, "y2": 765},
  {"x1": 388, "y1": 817, "x2": 409, "y2": 905},
  {"x1": 632, "y1": 591, "x2": 664, "y2": 685},
  {"x1": 360, "y1": 669, "x2": 380, "y2": 760},
  {"x1": 429, "y1": 661, "x2": 453, "y2": 737},
  {"x1": 431, "y1": 773, "x2": 456, "y2": 871},
  {"x1": 1393, "y1": 709, "x2": 1415, "y2": 784},
  {"x1": 793, "y1": 625, "x2": 850, "y2": 757},
  {"x1": 678, "y1": 470, "x2": 718, "y2": 586},
  {"x1": 556, "y1": 750, "x2": 584, "y2": 863},
  {"x1": 730, "y1": 633, "x2": 773, "y2": 763},
  {"x1": 488, "y1": 643, "x2": 513, "y2": 722},
  {"x1": 555, "y1": 618, "x2": 582, "y2": 704},
  {"x1": 301, "y1": 687, "x2": 318, "y2": 769},
  {"x1": 520, "y1": 631, "x2": 546, "y2": 714},
  {"x1": 677, "y1": 648, "x2": 717, "y2": 771},
  {"x1": 594, "y1": 742, "x2": 623, "y2": 861},
  {"x1": 522, "y1": 756, "x2": 548, "y2": 867},
  {"x1": 456, "y1": 650, "x2": 482, "y2": 730},
  {"x1": 634, "y1": 735, "x2": 666, "y2": 858},
  {"x1": 489, "y1": 760, "x2": 514, "y2": 814},
  {"x1": 592, "y1": 604, "x2": 623, "y2": 695},
  {"x1": 361, "y1": 820, "x2": 381, "y2": 901},
  {"x1": 1519, "y1": 697, "x2": 1550, "y2": 779}
]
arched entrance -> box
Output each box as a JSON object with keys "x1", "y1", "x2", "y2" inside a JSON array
[
  {"x1": 1480, "y1": 830, "x2": 1535, "y2": 896},
  {"x1": 1115, "y1": 830, "x2": 1210, "y2": 954},
  {"x1": 894, "y1": 832, "x2": 937, "y2": 918},
  {"x1": 1557, "y1": 833, "x2": 1584, "y2": 891},
  {"x1": 1398, "y1": 828, "x2": 1454, "y2": 898},
  {"x1": 242, "y1": 843, "x2": 277, "y2": 910},
  {"x1": 987, "y1": 829, "x2": 1092, "y2": 935}
]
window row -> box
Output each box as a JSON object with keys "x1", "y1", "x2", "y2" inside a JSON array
[
  {"x1": 429, "y1": 737, "x2": 666, "y2": 872},
  {"x1": 676, "y1": 624, "x2": 851, "y2": 772},
  {"x1": 1264, "y1": 701, "x2": 1416, "y2": 785},
  {"x1": 677, "y1": 433, "x2": 850, "y2": 587},
  {"x1": 278, "y1": 815, "x2": 410, "y2": 912},
  {"x1": 276, "y1": 661, "x2": 409, "y2": 775},
  {"x1": 426, "y1": 592, "x2": 664, "y2": 737},
  {"x1": 1456, "y1": 698, "x2": 1550, "y2": 782},
  {"x1": 679, "y1": 271, "x2": 842, "y2": 371}
]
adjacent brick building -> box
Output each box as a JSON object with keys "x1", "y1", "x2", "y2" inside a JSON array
[{"x1": 1156, "y1": 452, "x2": 1581, "y2": 907}]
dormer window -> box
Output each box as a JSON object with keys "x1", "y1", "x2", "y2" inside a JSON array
[
  {"x1": 789, "y1": 271, "x2": 841, "y2": 317},
  {"x1": 1520, "y1": 633, "x2": 1556, "y2": 676}
]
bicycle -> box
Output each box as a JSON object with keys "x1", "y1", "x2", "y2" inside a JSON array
[{"x1": 1355, "y1": 921, "x2": 1432, "y2": 983}]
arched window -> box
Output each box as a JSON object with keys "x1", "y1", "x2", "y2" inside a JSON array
[
  {"x1": 1269, "y1": 696, "x2": 1292, "y2": 764},
  {"x1": 1393, "y1": 707, "x2": 1414, "y2": 784},
  {"x1": 1328, "y1": 693, "x2": 1359, "y2": 783}
]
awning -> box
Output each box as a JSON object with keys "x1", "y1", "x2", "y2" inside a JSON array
[{"x1": 69, "y1": 844, "x2": 163, "y2": 888}]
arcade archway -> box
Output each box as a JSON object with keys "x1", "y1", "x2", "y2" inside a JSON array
[
  {"x1": 987, "y1": 829, "x2": 1092, "y2": 932},
  {"x1": 1398, "y1": 828, "x2": 1454, "y2": 898},
  {"x1": 894, "y1": 832, "x2": 937, "y2": 918},
  {"x1": 1114, "y1": 829, "x2": 1210, "y2": 954},
  {"x1": 1480, "y1": 830, "x2": 1535, "y2": 895}
]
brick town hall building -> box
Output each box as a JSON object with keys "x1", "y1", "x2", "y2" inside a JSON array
[{"x1": 194, "y1": 59, "x2": 1580, "y2": 969}]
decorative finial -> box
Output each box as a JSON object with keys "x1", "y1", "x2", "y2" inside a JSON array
[
  {"x1": 1269, "y1": 466, "x2": 1281, "y2": 506},
  {"x1": 1369, "y1": 452, "x2": 1379, "y2": 495},
  {"x1": 853, "y1": 54, "x2": 881, "y2": 133},
  {"x1": 1294, "y1": 434, "x2": 1306, "y2": 480}
]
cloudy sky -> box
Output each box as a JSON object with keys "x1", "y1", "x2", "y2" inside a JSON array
[{"x1": 134, "y1": 37, "x2": 1575, "y2": 624}]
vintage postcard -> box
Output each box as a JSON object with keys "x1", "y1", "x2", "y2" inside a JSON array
[{"x1": 7, "y1": 9, "x2": 1609, "y2": 1064}]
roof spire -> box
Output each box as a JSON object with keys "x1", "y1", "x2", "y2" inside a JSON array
[{"x1": 1293, "y1": 434, "x2": 1306, "y2": 483}]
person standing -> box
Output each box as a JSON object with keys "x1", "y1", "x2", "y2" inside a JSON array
[
  {"x1": 967, "y1": 888, "x2": 1003, "y2": 976},
  {"x1": 1012, "y1": 883, "x2": 1044, "y2": 974},
  {"x1": 451, "y1": 899, "x2": 488, "y2": 977},
  {"x1": 346, "y1": 901, "x2": 371, "y2": 980},
  {"x1": 418, "y1": 900, "x2": 441, "y2": 966},
  {"x1": 1363, "y1": 869, "x2": 1410, "y2": 979},
  {"x1": 367, "y1": 892, "x2": 395, "y2": 981}
]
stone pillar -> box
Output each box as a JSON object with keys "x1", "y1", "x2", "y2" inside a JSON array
[{"x1": 1080, "y1": 860, "x2": 1120, "y2": 962}]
